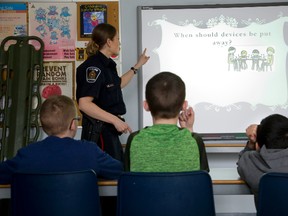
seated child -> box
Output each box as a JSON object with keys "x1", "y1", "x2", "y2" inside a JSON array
[{"x1": 124, "y1": 71, "x2": 209, "y2": 172}]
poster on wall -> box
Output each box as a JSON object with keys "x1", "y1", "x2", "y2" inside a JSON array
[
  {"x1": 77, "y1": 1, "x2": 119, "y2": 41},
  {"x1": 28, "y1": 3, "x2": 76, "y2": 61},
  {"x1": 78, "y1": 4, "x2": 107, "y2": 39},
  {"x1": 0, "y1": 3, "x2": 28, "y2": 45},
  {"x1": 40, "y1": 61, "x2": 75, "y2": 102}
]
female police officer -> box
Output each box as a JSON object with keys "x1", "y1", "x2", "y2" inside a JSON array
[{"x1": 76, "y1": 23, "x2": 150, "y2": 162}]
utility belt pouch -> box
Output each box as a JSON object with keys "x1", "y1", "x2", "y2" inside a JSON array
[{"x1": 81, "y1": 114, "x2": 103, "y2": 142}]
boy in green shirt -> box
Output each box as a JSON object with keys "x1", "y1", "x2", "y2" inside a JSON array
[{"x1": 125, "y1": 72, "x2": 209, "y2": 172}]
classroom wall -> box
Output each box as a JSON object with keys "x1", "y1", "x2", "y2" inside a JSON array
[{"x1": 3, "y1": 0, "x2": 286, "y2": 144}]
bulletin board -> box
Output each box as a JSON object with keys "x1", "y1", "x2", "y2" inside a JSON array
[{"x1": 77, "y1": 1, "x2": 119, "y2": 41}]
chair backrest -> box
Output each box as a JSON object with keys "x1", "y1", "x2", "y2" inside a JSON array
[
  {"x1": 117, "y1": 171, "x2": 215, "y2": 216},
  {"x1": 257, "y1": 172, "x2": 288, "y2": 216},
  {"x1": 11, "y1": 169, "x2": 101, "y2": 216}
]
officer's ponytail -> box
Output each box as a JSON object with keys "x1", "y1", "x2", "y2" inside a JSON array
[
  {"x1": 86, "y1": 40, "x2": 99, "y2": 57},
  {"x1": 86, "y1": 23, "x2": 117, "y2": 57}
]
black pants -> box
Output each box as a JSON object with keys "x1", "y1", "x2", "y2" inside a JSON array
[
  {"x1": 81, "y1": 116, "x2": 123, "y2": 162},
  {"x1": 100, "y1": 123, "x2": 124, "y2": 162}
]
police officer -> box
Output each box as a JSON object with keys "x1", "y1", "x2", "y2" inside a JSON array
[{"x1": 76, "y1": 23, "x2": 150, "y2": 162}]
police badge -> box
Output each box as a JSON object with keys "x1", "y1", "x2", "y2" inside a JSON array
[{"x1": 86, "y1": 67, "x2": 101, "y2": 83}]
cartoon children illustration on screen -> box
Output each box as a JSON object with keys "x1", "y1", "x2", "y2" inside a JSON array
[
  {"x1": 228, "y1": 46, "x2": 238, "y2": 71},
  {"x1": 239, "y1": 50, "x2": 248, "y2": 71},
  {"x1": 228, "y1": 47, "x2": 275, "y2": 72},
  {"x1": 261, "y1": 47, "x2": 275, "y2": 71},
  {"x1": 251, "y1": 49, "x2": 261, "y2": 71}
]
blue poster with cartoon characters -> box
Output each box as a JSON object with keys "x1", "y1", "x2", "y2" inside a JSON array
[
  {"x1": 28, "y1": 3, "x2": 76, "y2": 61},
  {"x1": 79, "y1": 4, "x2": 107, "y2": 38}
]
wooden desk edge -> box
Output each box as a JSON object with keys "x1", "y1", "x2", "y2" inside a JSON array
[
  {"x1": 97, "y1": 179, "x2": 247, "y2": 186},
  {"x1": 0, "y1": 179, "x2": 245, "y2": 188},
  {"x1": 0, "y1": 182, "x2": 119, "y2": 188},
  {"x1": 98, "y1": 180, "x2": 118, "y2": 186},
  {"x1": 205, "y1": 143, "x2": 246, "y2": 147},
  {"x1": 212, "y1": 179, "x2": 245, "y2": 184}
]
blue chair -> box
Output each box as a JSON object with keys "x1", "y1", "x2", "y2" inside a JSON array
[
  {"x1": 11, "y1": 169, "x2": 101, "y2": 216},
  {"x1": 257, "y1": 172, "x2": 288, "y2": 216},
  {"x1": 117, "y1": 171, "x2": 215, "y2": 216}
]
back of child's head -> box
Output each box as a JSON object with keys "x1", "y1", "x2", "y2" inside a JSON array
[
  {"x1": 145, "y1": 71, "x2": 185, "y2": 119},
  {"x1": 40, "y1": 95, "x2": 76, "y2": 136},
  {"x1": 256, "y1": 114, "x2": 288, "y2": 149}
]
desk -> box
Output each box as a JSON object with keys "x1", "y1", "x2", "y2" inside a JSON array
[
  {"x1": 0, "y1": 185, "x2": 10, "y2": 199},
  {"x1": 210, "y1": 168, "x2": 251, "y2": 195},
  {"x1": 0, "y1": 168, "x2": 251, "y2": 198}
]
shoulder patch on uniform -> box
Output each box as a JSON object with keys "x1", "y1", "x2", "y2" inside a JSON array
[{"x1": 86, "y1": 67, "x2": 101, "y2": 83}]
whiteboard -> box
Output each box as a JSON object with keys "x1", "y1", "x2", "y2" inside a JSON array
[{"x1": 138, "y1": 3, "x2": 288, "y2": 140}]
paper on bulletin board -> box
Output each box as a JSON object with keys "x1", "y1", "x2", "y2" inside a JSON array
[
  {"x1": 28, "y1": 3, "x2": 77, "y2": 61},
  {"x1": 40, "y1": 61, "x2": 75, "y2": 102},
  {"x1": 0, "y1": 3, "x2": 28, "y2": 46}
]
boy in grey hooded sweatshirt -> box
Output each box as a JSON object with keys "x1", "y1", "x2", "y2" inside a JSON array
[{"x1": 237, "y1": 114, "x2": 288, "y2": 207}]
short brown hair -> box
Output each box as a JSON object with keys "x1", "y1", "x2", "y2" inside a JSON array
[
  {"x1": 40, "y1": 95, "x2": 76, "y2": 136},
  {"x1": 145, "y1": 72, "x2": 185, "y2": 119}
]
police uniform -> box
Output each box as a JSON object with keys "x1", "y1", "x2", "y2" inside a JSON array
[{"x1": 76, "y1": 51, "x2": 126, "y2": 162}]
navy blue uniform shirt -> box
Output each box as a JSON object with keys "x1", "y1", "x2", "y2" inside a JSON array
[{"x1": 76, "y1": 51, "x2": 126, "y2": 115}]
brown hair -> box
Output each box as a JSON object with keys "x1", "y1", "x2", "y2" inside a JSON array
[
  {"x1": 86, "y1": 23, "x2": 117, "y2": 57},
  {"x1": 145, "y1": 72, "x2": 186, "y2": 119},
  {"x1": 40, "y1": 95, "x2": 76, "y2": 136}
]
